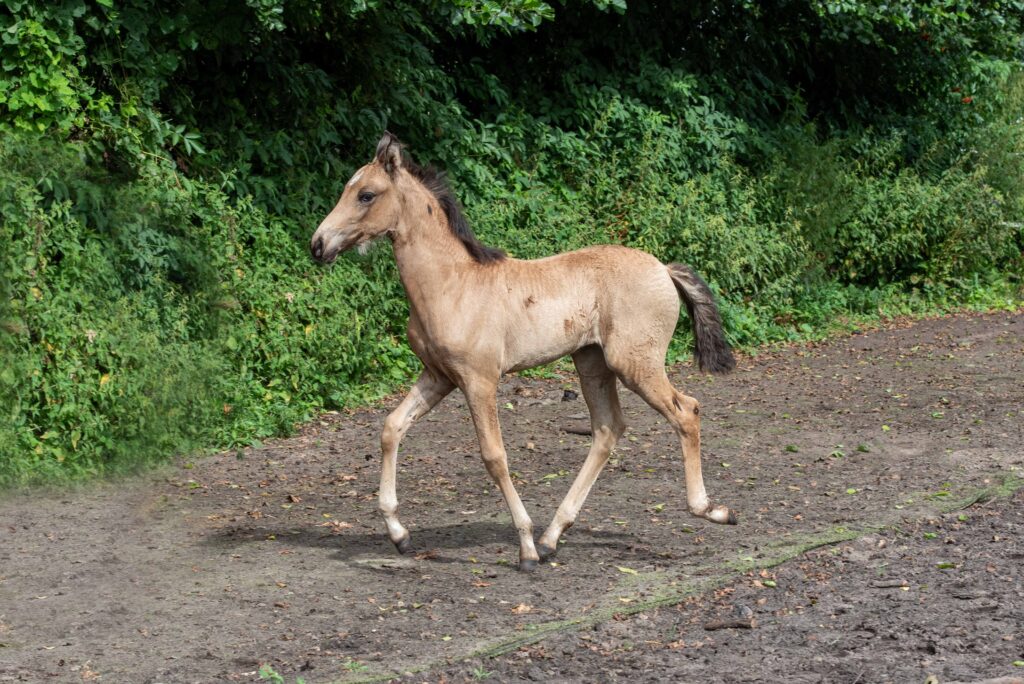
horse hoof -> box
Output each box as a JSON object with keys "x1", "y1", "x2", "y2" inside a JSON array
[
  {"x1": 536, "y1": 543, "x2": 557, "y2": 562},
  {"x1": 519, "y1": 558, "x2": 539, "y2": 572},
  {"x1": 394, "y1": 536, "x2": 412, "y2": 555},
  {"x1": 702, "y1": 505, "x2": 736, "y2": 525}
]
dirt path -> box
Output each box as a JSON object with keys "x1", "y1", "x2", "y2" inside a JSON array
[
  {"x1": 1, "y1": 311, "x2": 1022, "y2": 683},
  {"x1": 431, "y1": 488, "x2": 1024, "y2": 684}
]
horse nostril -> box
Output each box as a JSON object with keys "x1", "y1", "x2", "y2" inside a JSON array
[{"x1": 311, "y1": 236, "x2": 324, "y2": 260}]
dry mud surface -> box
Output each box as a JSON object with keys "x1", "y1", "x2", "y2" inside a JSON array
[{"x1": 1, "y1": 311, "x2": 1023, "y2": 684}]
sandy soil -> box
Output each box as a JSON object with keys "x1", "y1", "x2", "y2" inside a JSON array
[{"x1": 1, "y1": 311, "x2": 1022, "y2": 683}]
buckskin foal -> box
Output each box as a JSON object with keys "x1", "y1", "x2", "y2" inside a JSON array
[{"x1": 310, "y1": 133, "x2": 737, "y2": 571}]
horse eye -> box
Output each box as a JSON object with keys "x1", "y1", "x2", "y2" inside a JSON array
[{"x1": 358, "y1": 191, "x2": 375, "y2": 204}]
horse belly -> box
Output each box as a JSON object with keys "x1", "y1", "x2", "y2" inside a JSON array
[
  {"x1": 505, "y1": 341, "x2": 579, "y2": 373},
  {"x1": 503, "y1": 298, "x2": 599, "y2": 373}
]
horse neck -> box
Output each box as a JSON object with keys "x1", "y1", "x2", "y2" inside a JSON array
[{"x1": 390, "y1": 184, "x2": 477, "y2": 313}]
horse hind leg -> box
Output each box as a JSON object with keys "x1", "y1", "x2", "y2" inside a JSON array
[
  {"x1": 616, "y1": 362, "x2": 736, "y2": 525},
  {"x1": 379, "y1": 369, "x2": 455, "y2": 553},
  {"x1": 537, "y1": 346, "x2": 625, "y2": 561}
]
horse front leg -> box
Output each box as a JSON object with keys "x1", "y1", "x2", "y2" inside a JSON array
[
  {"x1": 379, "y1": 369, "x2": 454, "y2": 553},
  {"x1": 463, "y1": 378, "x2": 541, "y2": 571}
]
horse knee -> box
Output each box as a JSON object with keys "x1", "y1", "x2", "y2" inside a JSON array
[
  {"x1": 381, "y1": 412, "x2": 407, "y2": 449},
  {"x1": 479, "y1": 450, "x2": 510, "y2": 479}
]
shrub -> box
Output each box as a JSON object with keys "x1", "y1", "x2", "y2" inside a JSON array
[{"x1": 1, "y1": 1, "x2": 1022, "y2": 485}]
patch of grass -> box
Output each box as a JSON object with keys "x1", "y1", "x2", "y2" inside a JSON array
[
  {"x1": 258, "y1": 664, "x2": 306, "y2": 684},
  {"x1": 343, "y1": 658, "x2": 369, "y2": 673},
  {"x1": 472, "y1": 665, "x2": 495, "y2": 680},
  {"x1": 936, "y1": 473, "x2": 1024, "y2": 512}
]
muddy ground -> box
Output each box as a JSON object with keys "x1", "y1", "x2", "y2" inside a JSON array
[{"x1": 1, "y1": 311, "x2": 1022, "y2": 684}]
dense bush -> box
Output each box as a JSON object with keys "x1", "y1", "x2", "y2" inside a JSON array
[
  {"x1": 1, "y1": 0, "x2": 1022, "y2": 484},
  {"x1": 0, "y1": 135, "x2": 416, "y2": 481}
]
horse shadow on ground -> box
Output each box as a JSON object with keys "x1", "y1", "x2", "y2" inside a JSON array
[{"x1": 203, "y1": 520, "x2": 654, "y2": 572}]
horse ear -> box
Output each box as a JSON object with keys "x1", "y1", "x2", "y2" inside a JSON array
[{"x1": 375, "y1": 132, "x2": 402, "y2": 176}]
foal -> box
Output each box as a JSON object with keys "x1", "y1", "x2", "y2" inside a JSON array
[{"x1": 310, "y1": 133, "x2": 737, "y2": 571}]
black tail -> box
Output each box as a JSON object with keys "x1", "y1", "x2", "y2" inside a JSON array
[{"x1": 666, "y1": 263, "x2": 736, "y2": 375}]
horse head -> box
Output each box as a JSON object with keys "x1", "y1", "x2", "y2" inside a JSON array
[{"x1": 310, "y1": 132, "x2": 404, "y2": 263}]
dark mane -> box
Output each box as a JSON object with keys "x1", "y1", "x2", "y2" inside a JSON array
[{"x1": 403, "y1": 158, "x2": 506, "y2": 264}]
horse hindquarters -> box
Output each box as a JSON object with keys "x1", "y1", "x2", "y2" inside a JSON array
[{"x1": 595, "y1": 260, "x2": 737, "y2": 526}]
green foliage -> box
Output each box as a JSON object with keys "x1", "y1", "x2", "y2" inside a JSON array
[
  {"x1": 0, "y1": 132, "x2": 413, "y2": 484},
  {"x1": 775, "y1": 126, "x2": 1020, "y2": 286},
  {"x1": 0, "y1": 140, "x2": 221, "y2": 479},
  {"x1": 0, "y1": 2, "x2": 94, "y2": 133},
  {"x1": 1, "y1": 0, "x2": 1023, "y2": 485}
]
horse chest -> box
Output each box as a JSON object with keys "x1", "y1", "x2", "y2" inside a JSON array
[{"x1": 406, "y1": 312, "x2": 486, "y2": 371}]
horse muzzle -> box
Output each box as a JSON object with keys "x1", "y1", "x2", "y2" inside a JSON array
[
  {"x1": 310, "y1": 229, "x2": 361, "y2": 264},
  {"x1": 310, "y1": 234, "x2": 328, "y2": 262}
]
